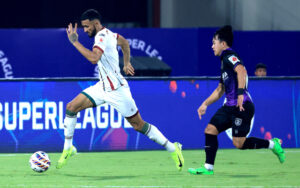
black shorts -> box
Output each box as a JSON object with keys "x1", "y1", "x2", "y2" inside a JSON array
[{"x1": 209, "y1": 102, "x2": 255, "y2": 137}]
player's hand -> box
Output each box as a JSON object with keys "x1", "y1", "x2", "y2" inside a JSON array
[
  {"x1": 123, "y1": 62, "x2": 135, "y2": 76},
  {"x1": 197, "y1": 103, "x2": 207, "y2": 120},
  {"x1": 66, "y1": 23, "x2": 79, "y2": 44},
  {"x1": 237, "y1": 95, "x2": 245, "y2": 111}
]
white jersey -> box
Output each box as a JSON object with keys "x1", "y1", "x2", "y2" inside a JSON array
[{"x1": 93, "y1": 27, "x2": 127, "y2": 92}]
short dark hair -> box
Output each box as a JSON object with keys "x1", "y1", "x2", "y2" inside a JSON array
[
  {"x1": 214, "y1": 25, "x2": 234, "y2": 47},
  {"x1": 81, "y1": 9, "x2": 101, "y2": 21},
  {"x1": 255, "y1": 63, "x2": 267, "y2": 70}
]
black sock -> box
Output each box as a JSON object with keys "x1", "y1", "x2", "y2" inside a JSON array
[
  {"x1": 205, "y1": 134, "x2": 218, "y2": 165},
  {"x1": 242, "y1": 137, "x2": 269, "y2": 149}
]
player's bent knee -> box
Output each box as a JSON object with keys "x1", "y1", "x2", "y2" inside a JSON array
[
  {"x1": 204, "y1": 124, "x2": 218, "y2": 135},
  {"x1": 232, "y1": 139, "x2": 244, "y2": 149},
  {"x1": 126, "y1": 113, "x2": 145, "y2": 132},
  {"x1": 66, "y1": 102, "x2": 77, "y2": 113}
]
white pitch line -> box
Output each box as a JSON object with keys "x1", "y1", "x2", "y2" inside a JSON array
[
  {"x1": 192, "y1": 186, "x2": 264, "y2": 188},
  {"x1": 105, "y1": 186, "x2": 180, "y2": 188},
  {"x1": 0, "y1": 154, "x2": 31, "y2": 157}
]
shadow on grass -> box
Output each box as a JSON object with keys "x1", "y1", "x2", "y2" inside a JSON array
[
  {"x1": 61, "y1": 173, "x2": 138, "y2": 180},
  {"x1": 225, "y1": 174, "x2": 258, "y2": 178}
]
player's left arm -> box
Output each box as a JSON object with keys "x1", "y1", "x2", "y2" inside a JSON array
[
  {"x1": 235, "y1": 64, "x2": 247, "y2": 111},
  {"x1": 117, "y1": 34, "x2": 134, "y2": 76},
  {"x1": 66, "y1": 23, "x2": 102, "y2": 64}
]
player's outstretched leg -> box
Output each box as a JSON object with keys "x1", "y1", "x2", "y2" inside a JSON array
[
  {"x1": 271, "y1": 138, "x2": 285, "y2": 163},
  {"x1": 135, "y1": 121, "x2": 184, "y2": 171},
  {"x1": 171, "y1": 142, "x2": 184, "y2": 171},
  {"x1": 56, "y1": 114, "x2": 77, "y2": 169}
]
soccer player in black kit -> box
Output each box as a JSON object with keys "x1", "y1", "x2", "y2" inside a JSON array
[{"x1": 188, "y1": 25, "x2": 285, "y2": 175}]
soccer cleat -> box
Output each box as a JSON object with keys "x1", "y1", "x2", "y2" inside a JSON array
[
  {"x1": 171, "y1": 142, "x2": 184, "y2": 171},
  {"x1": 271, "y1": 138, "x2": 285, "y2": 163},
  {"x1": 56, "y1": 146, "x2": 77, "y2": 169},
  {"x1": 188, "y1": 166, "x2": 214, "y2": 175}
]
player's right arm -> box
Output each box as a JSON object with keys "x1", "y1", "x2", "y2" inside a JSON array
[
  {"x1": 197, "y1": 83, "x2": 225, "y2": 119},
  {"x1": 66, "y1": 23, "x2": 102, "y2": 64}
]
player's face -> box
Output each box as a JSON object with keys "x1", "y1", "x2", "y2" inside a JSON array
[
  {"x1": 212, "y1": 36, "x2": 223, "y2": 56},
  {"x1": 255, "y1": 68, "x2": 267, "y2": 77},
  {"x1": 81, "y1": 19, "x2": 97, "y2": 38}
]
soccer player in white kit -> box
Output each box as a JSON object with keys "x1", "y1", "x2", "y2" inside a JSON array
[{"x1": 56, "y1": 9, "x2": 184, "y2": 171}]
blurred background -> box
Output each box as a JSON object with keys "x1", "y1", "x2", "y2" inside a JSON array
[
  {"x1": 2, "y1": 0, "x2": 300, "y2": 30},
  {"x1": 1, "y1": 0, "x2": 300, "y2": 77},
  {"x1": 0, "y1": 0, "x2": 299, "y2": 152}
]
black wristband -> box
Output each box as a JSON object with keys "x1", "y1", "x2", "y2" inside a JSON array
[{"x1": 237, "y1": 88, "x2": 245, "y2": 95}]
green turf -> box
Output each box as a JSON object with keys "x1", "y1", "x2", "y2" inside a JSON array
[{"x1": 0, "y1": 149, "x2": 299, "y2": 187}]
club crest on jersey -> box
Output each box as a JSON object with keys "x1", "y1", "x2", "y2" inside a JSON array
[
  {"x1": 228, "y1": 55, "x2": 240, "y2": 65},
  {"x1": 234, "y1": 118, "x2": 242, "y2": 126}
]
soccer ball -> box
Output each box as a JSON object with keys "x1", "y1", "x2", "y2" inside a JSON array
[{"x1": 29, "y1": 151, "x2": 51, "y2": 173}]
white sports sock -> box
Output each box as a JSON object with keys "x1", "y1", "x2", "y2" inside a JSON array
[
  {"x1": 64, "y1": 138, "x2": 73, "y2": 150},
  {"x1": 146, "y1": 124, "x2": 175, "y2": 152},
  {"x1": 63, "y1": 116, "x2": 77, "y2": 150},
  {"x1": 165, "y1": 141, "x2": 176, "y2": 152},
  {"x1": 204, "y1": 163, "x2": 214, "y2": 170},
  {"x1": 268, "y1": 140, "x2": 275, "y2": 149}
]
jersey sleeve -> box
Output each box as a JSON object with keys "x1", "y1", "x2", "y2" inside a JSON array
[
  {"x1": 93, "y1": 33, "x2": 107, "y2": 53},
  {"x1": 224, "y1": 55, "x2": 243, "y2": 70},
  {"x1": 219, "y1": 75, "x2": 223, "y2": 84},
  {"x1": 113, "y1": 33, "x2": 119, "y2": 40}
]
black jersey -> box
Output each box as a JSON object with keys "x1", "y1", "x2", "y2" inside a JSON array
[{"x1": 220, "y1": 48, "x2": 252, "y2": 106}]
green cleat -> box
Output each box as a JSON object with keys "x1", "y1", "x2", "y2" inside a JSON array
[
  {"x1": 56, "y1": 146, "x2": 77, "y2": 169},
  {"x1": 188, "y1": 166, "x2": 214, "y2": 175},
  {"x1": 171, "y1": 142, "x2": 184, "y2": 171},
  {"x1": 271, "y1": 138, "x2": 285, "y2": 163}
]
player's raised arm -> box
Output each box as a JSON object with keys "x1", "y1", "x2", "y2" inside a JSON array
[
  {"x1": 66, "y1": 23, "x2": 102, "y2": 64},
  {"x1": 117, "y1": 35, "x2": 134, "y2": 76},
  {"x1": 197, "y1": 83, "x2": 225, "y2": 119}
]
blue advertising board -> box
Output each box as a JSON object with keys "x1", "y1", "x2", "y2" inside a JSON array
[
  {"x1": 0, "y1": 28, "x2": 300, "y2": 78},
  {"x1": 0, "y1": 78, "x2": 299, "y2": 153}
]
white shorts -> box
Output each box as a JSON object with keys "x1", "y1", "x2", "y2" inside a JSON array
[{"x1": 82, "y1": 82, "x2": 138, "y2": 118}]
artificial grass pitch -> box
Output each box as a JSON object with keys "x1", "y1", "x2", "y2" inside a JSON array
[{"x1": 0, "y1": 149, "x2": 299, "y2": 187}]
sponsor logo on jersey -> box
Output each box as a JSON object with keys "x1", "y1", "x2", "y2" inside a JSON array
[
  {"x1": 224, "y1": 94, "x2": 254, "y2": 140},
  {"x1": 222, "y1": 72, "x2": 228, "y2": 81},
  {"x1": 234, "y1": 118, "x2": 242, "y2": 126},
  {"x1": 228, "y1": 55, "x2": 240, "y2": 65}
]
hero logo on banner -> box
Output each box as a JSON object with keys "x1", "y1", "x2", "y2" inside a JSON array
[
  {"x1": 228, "y1": 55, "x2": 240, "y2": 65},
  {"x1": 0, "y1": 50, "x2": 14, "y2": 78}
]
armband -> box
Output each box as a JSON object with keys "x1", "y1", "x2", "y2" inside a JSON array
[{"x1": 237, "y1": 88, "x2": 245, "y2": 95}]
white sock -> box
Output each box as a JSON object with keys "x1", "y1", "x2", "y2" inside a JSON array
[
  {"x1": 165, "y1": 141, "x2": 176, "y2": 152},
  {"x1": 268, "y1": 140, "x2": 275, "y2": 149},
  {"x1": 204, "y1": 163, "x2": 214, "y2": 170},
  {"x1": 64, "y1": 138, "x2": 73, "y2": 150},
  {"x1": 63, "y1": 116, "x2": 77, "y2": 150},
  {"x1": 146, "y1": 124, "x2": 175, "y2": 152}
]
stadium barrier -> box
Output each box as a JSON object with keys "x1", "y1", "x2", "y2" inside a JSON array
[{"x1": 0, "y1": 77, "x2": 299, "y2": 152}]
